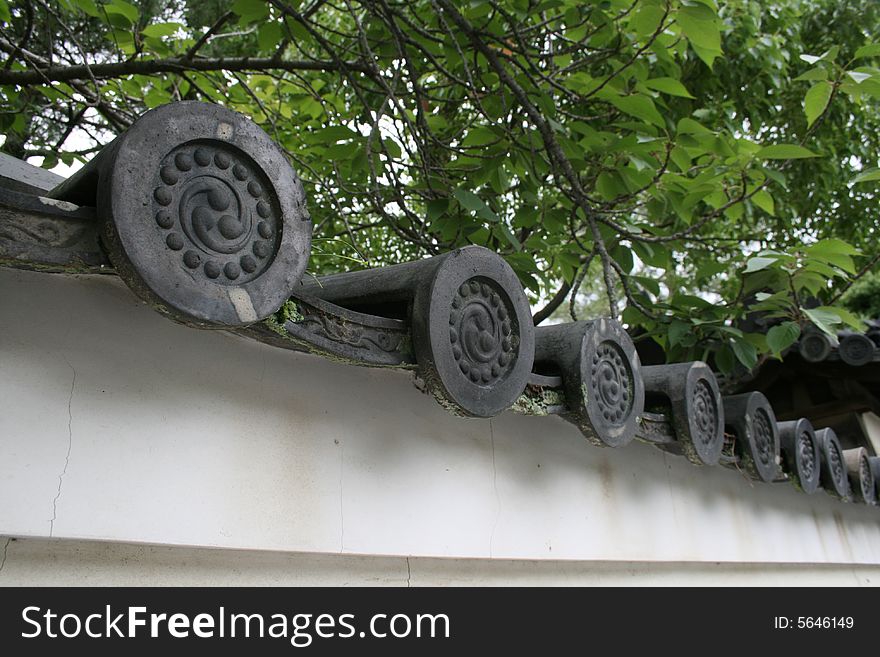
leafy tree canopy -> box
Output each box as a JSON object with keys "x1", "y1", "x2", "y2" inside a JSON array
[{"x1": 1, "y1": 0, "x2": 878, "y2": 376}]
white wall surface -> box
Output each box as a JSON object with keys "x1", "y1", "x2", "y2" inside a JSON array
[
  {"x1": 2, "y1": 538, "x2": 878, "y2": 586},
  {"x1": 859, "y1": 412, "x2": 880, "y2": 455},
  {"x1": 1, "y1": 268, "x2": 879, "y2": 574}
]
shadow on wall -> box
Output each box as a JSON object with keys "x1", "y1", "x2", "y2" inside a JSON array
[{"x1": 1, "y1": 268, "x2": 878, "y2": 562}]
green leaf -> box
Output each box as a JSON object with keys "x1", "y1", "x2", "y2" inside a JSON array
[
  {"x1": 110, "y1": 27, "x2": 135, "y2": 54},
  {"x1": 498, "y1": 224, "x2": 522, "y2": 252},
  {"x1": 804, "y1": 81, "x2": 833, "y2": 127},
  {"x1": 755, "y1": 144, "x2": 820, "y2": 160},
  {"x1": 257, "y1": 22, "x2": 282, "y2": 52},
  {"x1": 454, "y1": 188, "x2": 498, "y2": 223},
  {"x1": 743, "y1": 256, "x2": 778, "y2": 273},
  {"x1": 0, "y1": 0, "x2": 10, "y2": 23},
  {"x1": 676, "y1": 117, "x2": 713, "y2": 135},
  {"x1": 802, "y1": 242, "x2": 858, "y2": 276},
  {"x1": 621, "y1": 305, "x2": 644, "y2": 328},
  {"x1": 793, "y1": 270, "x2": 828, "y2": 297},
  {"x1": 803, "y1": 306, "x2": 862, "y2": 333},
  {"x1": 763, "y1": 167, "x2": 788, "y2": 190},
  {"x1": 805, "y1": 238, "x2": 860, "y2": 257},
  {"x1": 855, "y1": 44, "x2": 880, "y2": 59},
  {"x1": 426, "y1": 199, "x2": 448, "y2": 223},
  {"x1": 232, "y1": 0, "x2": 270, "y2": 23},
  {"x1": 847, "y1": 71, "x2": 872, "y2": 84},
  {"x1": 462, "y1": 126, "x2": 501, "y2": 147},
  {"x1": 672, "y1": 293, "x2": 714, "y2": 310},
  {"x1": 612, "y1": 243, "x2": 634, "y2": 274},
  {"x1": 596, "y1": 172, "x2": 626, "y2": 200},
  {"x1": 752, "y1": 189, "x2": 775, "y2": 215},
  {"x1": 632, "y1": 241, "x2": 670, "y2": 269},
  {"x1": 142, "y1": 22, "x2": 182, "y2": 38},
  {"x1": 309, "y1": 126, "x2": 359, "y2": 142},
  {"x1": 144, "y1": 85, "x2": 171, "y2": 108},
  {"x1": 852, "y1": 168, "x2": 880, "y2": 184},
  {"x1": 676, "y1": 5, "x2": 721, "y2": 52},
  {"x1": 667, "y1": 320, "x2": 691, "y2": 347},
  {"x1": 632, "y1": 275, "x2": 660, "y2": 296},
  {"x1": 731, "y1": 338, "x2": 758, "y2": 369},
  {"x1": 644, "y1": 77, "x2": 695, "y2": 99},
  {"x1": 674, "y1": 3, "x2": 723, "y2": 68},
  {"x1": 817, "y1": 306, "x2": 864, "y2": 331},
  {"x1": 803, "y1": 307, "x2": 841, "y2": 338},
  {"x1": 605, "y1": 94, "x2": 665, "y2": 128},
  {"x1": 715, "y1": 344, "x2": 735, "y2": 374},
  {"x1": 670, "y1": 146, "x2": 691, "y2": 172},
  {"x1": 689, "y1": 43, "x2": 723, "y2": 69},
  {"x1": 632, "y1": 2, "x2": 666, "y2": 37},
  {"x1": 821, "y1": 46, "x2": 840, "y2": 62},
  {"x1": 793, "y1": 68, "x2": 828, "y2": 82},
  {"x1": 802, "y1": 260, "x2": 842, "y2": 279},
  {"x1": 382, "y1": 138, "x2": 402, "y2": 159},
  {"x1": 104, "y1": 0, "x2": 139, "y2": 25},
  {"x1": 71, "y1": 0, "x2": 101, "y2": 17},
  {"x1": 767, "y1": 322, "x2": 801, "y2": 356},
  {"x1": 801, "y1": 48, "x2": 838, "y2": 65}
]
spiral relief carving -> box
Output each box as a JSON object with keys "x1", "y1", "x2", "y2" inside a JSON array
[
  {"x1": 449, "y1": 278, "x2": 517, "y2": 385},
  {"x1": 590, "y1": 341, "x2": 633, "y2": 425},
  {"x1": 799, "y1": 430, "x2": 816, "y2": 481},
  {"x1": 800, "y1": 333, "x2": 830, "y2": 362},
  {"x1": 840, "y1": 335, "x2": 874, "y2": 365},
  {"x1": 753, "y1": 407, "x2": 774, "y2": 467},
  {"x1": 860, "y1": 454, "x2": 873, "y2": 497},
  {"x1": 691, "y1": 379, "x2": 718, "y2": 447},
  {"x1": 828, "y1": 439, "x2": 845, "y2": 484},
  {"x1": 152, "y1": 143, "x2": 280, "y2": 283}
]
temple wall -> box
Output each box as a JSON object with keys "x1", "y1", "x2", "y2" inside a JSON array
[
  {"x1": 859, "y1": 412, "x2": 880, "y2": 455},
  {"x1": 2, "y1": 268, "x2": 879, "y2": 584}
]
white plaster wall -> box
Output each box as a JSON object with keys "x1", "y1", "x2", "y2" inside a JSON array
[
  {"x1": 2, "y1": 538, "x2": 878, "y2": 586},
  {"x1": 1, "y1": 268, "x2": 879, "y2": 568},
  {"x1": 859, "y1": 412, "x2": 880, "y2": 455}
]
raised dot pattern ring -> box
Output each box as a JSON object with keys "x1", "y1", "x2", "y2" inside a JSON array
[
  {"x1": 799, "y1": 430, "x2": 816, "y2": 481},
  {"x1": 448, "y1": 278, "x2": 516, "y2": 385},
  {"x1": 800, "y1": 333, "x2": 829, "y2": 360},
  {"x1": 691, "y1": 379, "x2": 718, "y2": 447},
  {"x1": 590, "y1": 341, "x2": 632, "y2": 425},
  {"x1": 152, "y1": 143, "x2": 279, "y2": 284},
  {"x1": 860, "y1": 454, "x2": 873, "y2": 498},
  {"x1": 828, "y1": 438, "x2": 845, "y2": 484},
  {"x1": 841, "y1": 335, "x2": 873, "y2": 363},
  {"x1": 753, "y1": 407, "x2": 774, "y2": 467}
]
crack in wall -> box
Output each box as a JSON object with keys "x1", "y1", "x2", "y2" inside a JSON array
[
  {"x1": 489, "y1": 419, "x2": 500, "y2": 558},
  {"x1": 0, "y1": 538, "x2": 10, "y2": 576},
  {"x1": 50, "y1": 361, "x2": 76, "y2": 537},
  {"x1": 406, "y1": 556, "x2": 411, "y2": 587},
  {"x1": 338, "y1": 440, "x2": 345, "y2": 553}
]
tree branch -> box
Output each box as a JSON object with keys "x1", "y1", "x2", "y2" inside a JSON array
[
  {"x1": 185, "y1": 11, "x2": 234, "y2": 61},
  {"x1": 0, "y1": 54, "x2": 376, "y2": 86},
  {"x1": 532, "y1": 280, "x2": 572, "y2": 325},
  {"x1": 435, "y1": 0, "x2": 620, "y2": 317},
  {"x1": 829, "y1": 252, "x2": 880, "y2": 305}
]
